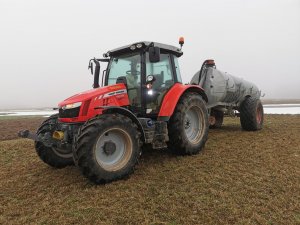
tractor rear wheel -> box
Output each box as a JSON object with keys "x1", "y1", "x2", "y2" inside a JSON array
[
  {"x1": 239, "y1": 97, "x2": 264, "y2": 131},
  {"x1": 75, "y1": 114, "x2": 141, "y2": 184},
  {"x1": 209, "y1": 110, "x2": 224, "y2": 129},
  {"x1": 35, "y1": 114, "x2": 74, "y2": 168},
  {"x1": 168, "y1": 93, "x2": 209, "y2": 155}
]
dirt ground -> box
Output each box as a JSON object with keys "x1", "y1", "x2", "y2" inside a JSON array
[
  {"x1": 0, "y1": 116, "x2": 45, "y2": 141},
  {"x1": 0, "y1": 115, "x2": 299, "y2": 225}
]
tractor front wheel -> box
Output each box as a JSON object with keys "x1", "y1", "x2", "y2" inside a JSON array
[
  {"x1": 75, "y1": 114, "x2": 141, "y2": 184},
  {"x1": 168, "y1": 93, "x2": 209, "y2": 155},
  {"x1": 35, "y1": 114, "x2": 74, "y2": 168}
]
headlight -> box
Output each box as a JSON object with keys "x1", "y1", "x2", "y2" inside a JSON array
[
  {"x1": 136, "y1": 43, "x2": 143, "y2": 48},
  {"x1": 130, "y1": 45, "x2": 136, "y2": 50},
  {"x1": 62, "y1": 102, "x2": 82, "y2": 110},
  {"x1": 147, "y1": 90, "x2": 153, "y2": 95}
]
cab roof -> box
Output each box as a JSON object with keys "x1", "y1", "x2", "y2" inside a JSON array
[{"x1": 105, "y1": 41, "x2": 183, "y2": 58}]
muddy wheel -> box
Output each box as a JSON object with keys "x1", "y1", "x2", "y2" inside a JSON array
[
  {"x1": 168, "y1": 92, "x2": 209, "y2": 155},
  {"x1": 209, "y1": 110, "x2": 224, "y2": 129},
  {"x1": 35, "y1": 114, "x2": 74, "y2": 168},
  {"x1": 75, "y1": 114, "x2": 140, "y2": 184},
  {"x1": 239, "y1": 97, "x2": 264, "y2": 131}
]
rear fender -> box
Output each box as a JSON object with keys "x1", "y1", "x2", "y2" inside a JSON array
[
  {"x1": 102, "y1": 106, "x2": 146, "y2": 142},
  {"x1": 158, "y1": 83, "x2": 207, "y2": 121}
]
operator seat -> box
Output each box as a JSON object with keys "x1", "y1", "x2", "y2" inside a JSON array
[
  {"x1": 116, "y1": 76, "x2": 127, "y2": 86},
  {"x1": 152, "y1": 72, "x2": 164, "y2": 90},
  {"x1": 116, "y1": 76, "x2": 140, "y2": 106}
]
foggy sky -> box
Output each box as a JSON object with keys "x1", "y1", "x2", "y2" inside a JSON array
[{"x1": 0, "y1": 0, "x2": 299, "y2": 109}]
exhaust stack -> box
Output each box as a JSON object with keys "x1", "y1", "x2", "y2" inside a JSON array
[{"x1": 93, "y1": 59, "x2": 100, "y2": 89}]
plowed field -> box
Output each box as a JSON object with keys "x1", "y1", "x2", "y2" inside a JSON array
[{"x1": 0, "y1": 115, "x2": 299, "y2": 224}]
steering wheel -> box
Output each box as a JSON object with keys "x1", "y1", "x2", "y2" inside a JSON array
[{"x1": 126, "y1": 70, "x2": 141, "y2": 75}]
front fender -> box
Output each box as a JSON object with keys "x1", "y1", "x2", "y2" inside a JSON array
[
  {"x1": 102, "y1": 106, "x2": 146, "y2": 142},
  {"x1": 158, "y1": 83, "x2": 207, "y2": 120}
]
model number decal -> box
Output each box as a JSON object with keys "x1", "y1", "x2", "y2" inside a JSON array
[{"x1": 101, "y1": 89, "x2": 127, "y2": 99}]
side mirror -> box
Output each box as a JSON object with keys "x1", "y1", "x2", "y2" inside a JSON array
[
  {"x1": 88, "y1": 60, "x2": 94, "y2": 75},
  {"x1": 149, "y1": 47, "x2": 160, "y2": 63},
  {"x1": 90, "y1": 63, "x2": 94, "y2": 74}
]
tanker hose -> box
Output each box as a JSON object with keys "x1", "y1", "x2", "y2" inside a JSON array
[
  {"x1": 198, "y1": 60, "x2": 209, "y2": 84},
  {"x1": 198, "y1": 60, "x2": 216, "y2": 85}
]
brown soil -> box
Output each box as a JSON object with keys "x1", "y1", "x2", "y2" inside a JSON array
[
  {"x1": 0, "y1": 116, "x2": 45, "y2": 141},
  {"x1": 0, "y1": 115, "x2": 299, "y2": 224}
]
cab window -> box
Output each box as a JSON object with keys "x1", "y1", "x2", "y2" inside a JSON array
[
  {"x1": 107, "y1": 53, "x2": 141, "y2": 107},
  {"x1": 174, "y1": 56, "x2": 182, "y2": 83}
]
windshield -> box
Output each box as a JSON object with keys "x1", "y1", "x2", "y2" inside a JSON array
[
  {"x1": 107, "y1": 52, "x2": 141, "y2": 106},
  {"x1": 107, "y1": 52, "x2": 141, "y2": 86}
]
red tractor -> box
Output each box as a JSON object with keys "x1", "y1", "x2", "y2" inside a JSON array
[{"x1": 19, "y1": 39, "x2": 210, "y2": 183}]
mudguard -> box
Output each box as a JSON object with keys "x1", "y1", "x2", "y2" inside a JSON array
[
  {"x1": 102, "y1": 106, "x2": 146, "y2": 142},
  {"x1": 158, "y1": 83, "x2": 207, "y2": 121}
]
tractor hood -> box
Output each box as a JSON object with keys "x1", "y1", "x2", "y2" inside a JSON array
[{"x1": 58, "y1": 83, "x2": 127, "y2": 107}]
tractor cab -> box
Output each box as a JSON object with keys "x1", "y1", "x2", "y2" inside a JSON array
[{"x1": 92, "y1": 42, "x2": 184, "y2": 116}]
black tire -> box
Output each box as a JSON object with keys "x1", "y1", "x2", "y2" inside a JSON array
[
  {"x1": 239, "y1": 97, "x2": 264, "y2": 131},
  {"x1": 209, "y1": 110, "x2": 224, "y2": 129},
  {"x1": 167, "y1": 92, "x2": 209, "y2": 155},
  {"x1": 35, "y1": 114, "x2": 74, "y2": 168},
  {"x1": 75, "y1": 113, "x2": 141, "y2": 184}
]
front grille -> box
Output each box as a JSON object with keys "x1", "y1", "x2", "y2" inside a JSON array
[{"x1": 59, "y1": 106, "x2": 80, "y2": 118}]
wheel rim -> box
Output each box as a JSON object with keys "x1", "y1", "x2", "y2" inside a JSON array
[
  {"x1": 94, "y1": 128, "x2": 133, "y2": 172},
  {"x1": 256, "y1": 104, "x2": 263, "y2": 124},
  {"x1": 184, "y1": 106, "x2": 205, "y2": 144},
  {"x1": 209, "y1": 116, "x2": 216, "y2": 126}
]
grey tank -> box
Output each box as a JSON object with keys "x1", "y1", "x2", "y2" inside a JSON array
[{"x1": 191, "y1": 67, "x2": 261, "y2": 109}]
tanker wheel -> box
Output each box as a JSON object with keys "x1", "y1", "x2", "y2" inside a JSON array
[
  {"x1": 239, "y1": 97, "x2": 264, "y2": 131},
  {"x1": 209, "y1": 110, "x2": 224, "y2": 129},
  {"x1": 35, "y1": 114, "x2": 74, "y2": 168},
  {"x1": 75, "y1": 114, "x2": 141, "y2": 184},
  {"x1": 168, "y1": 92, "x2": 209, "y2": 155}
]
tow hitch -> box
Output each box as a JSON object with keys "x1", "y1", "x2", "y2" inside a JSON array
[
  {"x1": 18, "y1": 130, "x2": 54, "y2": 147},
  {"x1": 18, "y1": 130, "x2": 39, "y2": 141}
]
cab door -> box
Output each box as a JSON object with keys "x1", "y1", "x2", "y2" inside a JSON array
[{"x1": 144, "y1": 53, "x2": 176, "y2": 114}]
